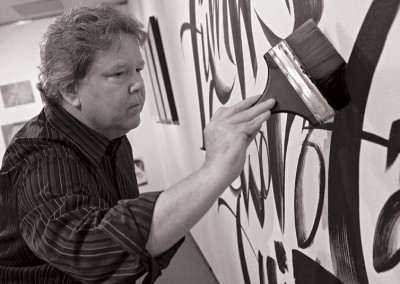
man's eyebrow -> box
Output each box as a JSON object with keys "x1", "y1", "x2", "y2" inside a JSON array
[
  {"x1": 108, "y1": 63, "x2": 129, "y2": 70},
  {"x1": 105, "y1": 60, "x2": 145, "y2": 72}
]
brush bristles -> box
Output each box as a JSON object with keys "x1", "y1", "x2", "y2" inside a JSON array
[
  {"x1": 285, "y1": 19, "x2": 349, "y2": 110},
  {"x1": 285, "y1": 19, "x2": 345, "y2": 81}
]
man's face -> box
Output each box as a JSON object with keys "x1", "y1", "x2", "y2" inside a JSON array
[{"x1": 76, "y1": 34, "x2": 146, "y2": 139}]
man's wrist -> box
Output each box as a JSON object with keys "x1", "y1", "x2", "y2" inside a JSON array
[{"x1": 200, "y1": 160, "x2": 237, "y2": 193}]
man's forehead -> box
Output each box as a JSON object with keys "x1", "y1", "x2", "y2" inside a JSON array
[
  {"x1": 111, "y1": 33, "x2": 141, "y2": 49},
  {"x1": 92, "y1": 37, "x2": 144, "y2": 67}
]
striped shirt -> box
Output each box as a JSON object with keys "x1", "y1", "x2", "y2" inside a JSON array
[{"x1": 0, "y1": 105, "x2": 182, "y2": 283}]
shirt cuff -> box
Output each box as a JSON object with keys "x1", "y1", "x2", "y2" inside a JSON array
[
  {"x1": 141, "y1": 236, "x2": 185, "y2": 284},
  {"x1": 100, "y1": 191, "x2": 184, "y2": 283}
]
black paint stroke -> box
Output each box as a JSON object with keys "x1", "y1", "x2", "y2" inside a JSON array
[
  {"x1": 386, "y1": 120, "x2": 400, "y2": 168},
  {"x1": 359, "y1": 119, "x2": 400, "y2": 169},
  {"x1": 206, "y1": 19, "x2": 235, "y2": 111},
  {"x1": 217, "y1": 197, "x2": 258, "y2": 259},
  {"x1": 222, "y1": 0, "x2": 235, "y2": 64},
  {"x1": 182, "y1": 0, "x2": 260, "y2": 147},
  {"x1": 239, "y1": 0, "x2": 258, "y2": 78},
  {"x1": 293, "y1": 250, "x2": 344, "y2": 284},
  {"x1": 208, "y1": 0, "x2": 220, "y2": 57},
  {"x1": 274, "y1": 241, "x2": 288, "y2": 273},
  {"x1": 229, "y1": 171, "x2": 249, "y2": 214},
  {"x1": 257, "y1": 0, "x2": 323, "y2": 49},
  {"x1": 255, "y1": 12, "x2": 282, "y2": 47},
  {"x1": 180, "y1": 0, "x2": 206, "y2": 149},
  {"x1": 257, "y1": 131, "x2": 272, "y2": 199},
  {"x1": 228, "y1": 0, "x2": 246, "y2": 99},
  {"x1": 236, "y1": 194, "x2": 251, "y2": 284},
  {"x1": 295, "y1": 138, "x2": 326, "y2": 248},
  {"x1": 373, "y1": 190, "x2": 400, "y2": 272},
  {"x1": 328, "y1": 0, "x2": 400, "y2": 283},
  {"x1": 267, "y1": 115, "x2": 285, "y2": 233},
  {"x1": 248, "y1": 158, "x2": 266, "y2": 226},
  {"x1": 285, "y1": 0, "x2": 291, "y2": 15},
  {"x1": 215, "y1": 0, "x2": 221, "y2": 58},
  {"x1": 284, "y1": 114, "x2": 296, "y2": 164},
  {"x1": 229, "y1": 130, "x2": 271, "y2": 225},
  {"x1": 200, "y1": 25, "x2": 211, "y2": 81},
  {"x1": 258, "y1": 251, "x2": 265, "y2": 284},
  {"x1": 266, "y1": 256, "x2": 278, "y2": 284},
  {"x1": 248, "y1": 131, "x2": 271, "y2": 228}
]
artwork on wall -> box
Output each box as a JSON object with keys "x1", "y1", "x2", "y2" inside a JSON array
[
  {"x1": 144, "y1": 16, "x2": 179, "y2": 124},
  {"x1": 180, "y1": 0, "x2": 400, "y2": 283},
  {"x1": 0, "y1": 80, "x2": 35, "y2": 108},
  {"x1": 134, "y1": 157, "x2": 148, "y2": 186},
  {"x1": 1, "y1": 121, "x2": 26, "y2": 147}
]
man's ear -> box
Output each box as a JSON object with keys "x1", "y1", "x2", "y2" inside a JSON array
[{"x1": 60, "y1": 84, "x2": 81, "y2": 108}]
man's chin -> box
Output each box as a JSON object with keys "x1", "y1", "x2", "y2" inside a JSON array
[{"x1": 128, "y1": 117, "x2": 141, "y2": 130}]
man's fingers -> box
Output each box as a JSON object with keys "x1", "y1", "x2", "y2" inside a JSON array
[
  {"x1": 241, "y1": 109, "x2": 272, "y2": 135},
  {"x1": 228, "y1": 98, "x2": 275, "y2": 124},
  {"x1": 233, "y1": 95, "x2": 264, "y2": 112},
  {"x1": 213, "y1": 95, "x2": 262, "y2": 119}
]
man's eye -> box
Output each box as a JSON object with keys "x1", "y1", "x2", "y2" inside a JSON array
[
  {"x1": 136, "y1": 68, "x2": 143, "y2": 73},
  {"x1": 113, "y1": 71, "x2": 125, "y2": 77}
]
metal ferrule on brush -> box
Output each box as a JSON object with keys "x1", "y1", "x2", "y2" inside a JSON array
[{"x1": 268, "y1": 40, "x2": 336, "y2": 124}]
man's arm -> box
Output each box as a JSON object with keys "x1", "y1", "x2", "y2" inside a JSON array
[
  {"x1": 18, "y1": 155, "x2": 177, "y2": 283},
  {"x1": 146, "y1": 96, "x2": 275, "y2": 256}
]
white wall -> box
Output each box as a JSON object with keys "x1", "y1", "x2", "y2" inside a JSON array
[
  {"x1": 0, "y1": 19, "x2": 50, "y2": 161},
  {"x1": 128, "y1": 0, "x2": 206, "y2": 191}
]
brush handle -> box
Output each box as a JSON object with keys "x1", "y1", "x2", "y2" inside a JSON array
[{"x1": 255, "y1": 52, "x2": 319, "y2": 125}]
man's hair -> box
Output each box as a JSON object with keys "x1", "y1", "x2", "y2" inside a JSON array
[{"x1": 37, "y1": 4, "x2": 147, "y2": 106}]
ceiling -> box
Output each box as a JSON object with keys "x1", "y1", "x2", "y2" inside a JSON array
[{"x1": 0, "y1": 0, "x2": 127, "y2": 27}]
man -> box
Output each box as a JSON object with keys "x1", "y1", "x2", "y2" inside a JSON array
[{"x1": 0, "y1": 4, "x2": 275, "y2": 283}]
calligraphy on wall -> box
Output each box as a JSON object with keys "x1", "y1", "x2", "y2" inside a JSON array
[{"x1": 181, "y1": 0, "x2": 400, "y2": 283}]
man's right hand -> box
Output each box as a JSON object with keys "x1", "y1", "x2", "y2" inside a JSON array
[
  {"x1": 203, "y1": 95, "x2": 276, "y2": 184},
  {"x1": 146, "y1": 95, "x2": 275, "y2": 257}
]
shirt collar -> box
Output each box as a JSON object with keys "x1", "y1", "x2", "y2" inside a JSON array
[{"x1": 44, "y1": 104, "x2": 117, "y2": 167}]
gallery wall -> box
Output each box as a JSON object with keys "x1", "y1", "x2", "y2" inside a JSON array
[
  {"x1": 0, "y1": 19, "x2": 49, "y2": 161},
  {"x1": 130, "y1": 0, "x2": 400, "y2": 283}
]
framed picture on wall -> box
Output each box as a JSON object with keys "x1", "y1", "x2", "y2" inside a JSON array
[
  {"x1": 0, "y1": 80, "x2": 35, "y2": 108},
  {"x1": 143, "y1": 16, "x2": 179, "y2": 124},
  {"x1": 134, "y1": 157, "x2": 148, "y2": 186},
  {"x1": 1, "y1": 121, "x2": 26, "y2": 147}
]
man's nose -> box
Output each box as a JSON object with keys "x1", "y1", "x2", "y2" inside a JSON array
[{"x1": 129, "y1": 81, "x2": 145, "y2": 94}]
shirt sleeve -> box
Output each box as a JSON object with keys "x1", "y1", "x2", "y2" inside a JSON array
[{"x1": 18, "y1": 155, "x2": 183, "y2": 284}]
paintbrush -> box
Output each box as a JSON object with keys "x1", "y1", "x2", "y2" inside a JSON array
[{"x1": 256, "y1": 19, "x2": 349, "y2": 125}]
